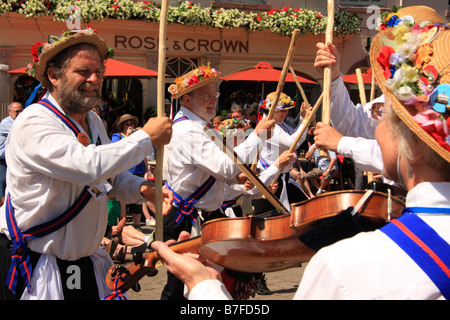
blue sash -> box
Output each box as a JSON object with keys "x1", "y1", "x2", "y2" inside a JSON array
[
  {"x1": 165, "y1": 115, "x2": 216, "y2": 225},
  {"x1": 381, "y1": 208, "x2": 450, "y2": 299},
  {"x1": 259, "y1": 156, "x2": 270, "y2": 169},
  {"x1": 165, "y1": 176, "x2": 216, "y2": 226},
  {"x1": 5, "y1": 98, "x2": 97, "y2": 294},
  {"x1": 221, "y1": 196, "x2": 240, "y2": 210}
]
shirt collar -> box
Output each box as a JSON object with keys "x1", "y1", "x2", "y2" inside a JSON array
[{"x1": 406, "y1": 182, "x2": 450, "y2": 209}]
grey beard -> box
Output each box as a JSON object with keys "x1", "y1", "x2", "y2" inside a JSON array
[{"x1": 58, "y1": 85, "x2": 99, "y2": 115}]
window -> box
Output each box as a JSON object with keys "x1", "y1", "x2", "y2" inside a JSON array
[{"x1": 166, "y1": 57, "x2": 199, "y2": 78}]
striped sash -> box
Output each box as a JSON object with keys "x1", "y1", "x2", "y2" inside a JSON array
[
  {"x1": 381, "y1": 209, "x2": 450, "y2": 299},
  {"x1": 5, "y1": 99, "x2": 97, "y2": 294}
]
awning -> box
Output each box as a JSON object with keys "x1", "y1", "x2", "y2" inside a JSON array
[{"x1": 8, "y1": 59, "x2": 159, "y2": 78}]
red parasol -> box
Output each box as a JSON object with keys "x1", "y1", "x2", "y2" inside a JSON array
[
  {"x1": 343, "y1": 67, "x2": 373, "y2": 84},
  {"x1": 221, "y1": 61, "x2": 316, "y2": 83},
  {"x1": 8, "y1": 59, "x2": 159, "y2": 78}
]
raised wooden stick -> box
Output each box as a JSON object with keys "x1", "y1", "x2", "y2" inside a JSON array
[
  {"x1": 154, "y1": 0, "x2": 169, "y2": 242},
  {"x1": 288, "y1": 93, "x2": 323, "y2": 153},
  {"x1": 270, "y1": 93, "x2": 323, "y2": 183},
  {"x1": 289, "y1": 66, "x2": 310, "y2": 107},
  {"x1": 250, "y1": 30, "x2": 300, "y2": 173},
  {"x1": 319, "y1": 0, "x2": 334, "y2": 158},
  {"x1": 370, "y1": 70, "x2": 375, "y2": 101},
  {"x1": 356, "y1": 68, "x2": 367, "y2": 105},
  {"x1": 266, "y1": 29, "x2": 300, "y2": 121}
]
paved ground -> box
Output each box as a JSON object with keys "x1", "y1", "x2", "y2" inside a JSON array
[{"x1": 125, "y1": 261, "x2": 306, "y2": 300}]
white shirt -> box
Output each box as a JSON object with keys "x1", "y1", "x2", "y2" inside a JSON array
[
  {"x1": 165, "y1": 107, "x2": 264, "y2": 212},
  {"x1": 337, "y1": 137, "x2": 383, "y2": 173},
  {"x1": 295, "y1": 182, "x2": 450, "y2": 300},
  {"x1": 330, "y1": 76, "x2": 383, "y2": 139},
  {"x1": 187, "y1": 182, "x2": 450, "y2": 300},
  {"x1": 257, "y1": 119, "x2": 307, "y2": 174},
  {"x1": 0, "y1": 92, "x2": 153, "y2": 260}
]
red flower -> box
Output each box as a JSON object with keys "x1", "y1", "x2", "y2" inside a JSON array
[
  {"x1": 377, "y1": 46, "x2": 396, "y2": 79},
  {"x1": 30, "y1": 42, "x2": 43, "y2": 63},
  {"x1": 188, "y1": 75, "x2": 199, "y2": 86}
]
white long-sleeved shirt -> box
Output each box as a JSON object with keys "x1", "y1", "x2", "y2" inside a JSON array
[
  {"x1": 187, "y1": 182, "x2": 450, "y2": 300},
  {"x1": 257, "y1": 119, "x2": 307, "y2": 174},
  {"x1": 295, "y1": 182, "x2": 450, "y2": 300},
  {"x1": 0, "y1": 92, "x2": 153, "y2": 260},
  {"x1": 330, "y1": 76, "x2": 383, "y2": 139},
  {"x1": 165, "y1": 107, "x2": 264, "y2": 212}
]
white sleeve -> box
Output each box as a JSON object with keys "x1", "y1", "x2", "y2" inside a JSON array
[
  {"x1": 187, "y1": 280, "x2": 233, "y2": 300},
  {"x1": 330, "y1": 77, "x2": 380, "y2": 139},
  {"x1": 337, "y1": 136, "x2": 383, "y2": 172}
]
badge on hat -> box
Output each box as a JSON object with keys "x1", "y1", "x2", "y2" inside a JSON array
[{"x1": 430, "y1": 84, "x2": 450, "y2": 113}]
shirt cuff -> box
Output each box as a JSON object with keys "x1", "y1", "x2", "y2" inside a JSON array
[{"x1": 188, "y1": 279, "x2": 232, "y2": 300}]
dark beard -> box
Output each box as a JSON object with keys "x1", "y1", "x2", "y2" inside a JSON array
[{"x1": 57, "y1": 78, "x2": 100, "y2": 115}]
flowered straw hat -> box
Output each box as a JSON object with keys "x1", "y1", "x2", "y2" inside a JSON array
[
  {"x1": 370, "y1": 17, "x2": 450, "y2": 162},
  {"x1": 378, "y1": 5, "x2": 445, "y2": 30},
  {"x1": 168, "y1": 64, "x2": 221, "y2": 99},
  {"x1": 27, "y1": 26, "x2": 114, "y2": 89},
  {"x1": 259, "y1": 92, "x2": 296, "y2": 111}
]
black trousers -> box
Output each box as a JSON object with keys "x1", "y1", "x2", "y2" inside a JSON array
[
  {"x1": 160, "y1": 206, "x2": 225, "y2": 300},
  {"x1": 252, "y1": 173, "x2": 308, "y2": 214},
  {"x1": 0, "y1": 233, "x2": 99, "y2": 300}
]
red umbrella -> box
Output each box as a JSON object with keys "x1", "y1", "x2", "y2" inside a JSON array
[
  {"x1": 221, "y1": 61, "x2": 316, "y2": 83},
  {"x1": 8, "y1": 59, "x2": 159, "y2": 78},
  {"x1": 343, "y1": 67, "x2": 373, "y2": 84}
]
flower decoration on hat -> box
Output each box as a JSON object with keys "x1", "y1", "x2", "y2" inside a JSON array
[
  {"x1": 378, "y1": 6, "x2": 405, "y2": 30},
  {"x1": 168, "y1": 64, "x2": 220, "y2": 97},
  {"x1": 259, "y1": 96, "x2": 296, "y2": 111},
  {"x1": 25, "y1": 26, "x2": 115, "y2": 78},
  {"x1": 217, "y1": 118, "x2": 251, "y2": 138},
  {"x1": 376, "y1": 21, "x2": 450, "y2": 152}
]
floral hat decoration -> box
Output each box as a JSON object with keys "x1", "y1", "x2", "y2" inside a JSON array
[
  {"x1": 370, "y1": 15, "x2": 450, "y2": 162},
  {"x1": 377, "y1": 5, "x2": 445, "y2": 30},
  {"x1": 168, "y1": 64, "x2": 221, "y2": 99},
  {"x1": 26, "y1": 25, "x2": 114, "y2": 89},
  {"x1": 259, "y1": 92, "x2": 296, "y2": 111},
  {"x1": 218, "y1": 118, "x2": 251, "y2": 138}
]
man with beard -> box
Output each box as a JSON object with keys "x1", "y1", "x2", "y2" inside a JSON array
[
  {"x1": 161, "y1": 66, "x2": 275, "y2": 299},
  {"x1": 0, "y1": 28, "x2": 173, "y2": 300}
]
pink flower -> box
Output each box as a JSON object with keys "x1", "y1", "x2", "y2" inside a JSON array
[{"x1": 413, "y1": 107, "x2": 450, "y2": 151}]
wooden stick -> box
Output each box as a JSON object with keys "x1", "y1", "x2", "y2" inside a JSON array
[
  {"x1": 319, "y1": 0, "x2": 334, "y2": 158},
  {"x1": 356, "y1": 68, "x2": 367, "y2": 105},
  {"x1": 370, "y1": 70, "x2": 375, "y2": 101},
  {"x1": 154, "y1": 0, "x2": 169, "y2": 242},
  {"x1": 205, "y1": 128, "x2": 289, "y2": 214},
  {"x1": 267, "y1": 29, "x2": 300, "y2": 121},
  {"x1": 288, "y1": 93, "x2": 323, "y2": 153},
  {"x1": 289, "y1": 66, "x2": 310, "y2": 107},
  {"x1": 270, "y1": 93, "x2": 323, "y2": 184}
]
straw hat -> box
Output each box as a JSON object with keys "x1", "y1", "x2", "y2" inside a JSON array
[
  {"x1": 168, "y1": 64, "x2": 221, "y2": 99},
  {"x1": 116, "y1": 114, "x2": 138, "y2": 132},
  {"x1": 370, "y1": 20, "x2": 450, "y2": 162},
  {"x1": 378, "y1": 5, "x2": 446, "y2": 30},
  {"x1": 259, "y1": 92, "x2": 296, "y2": 111},
  {"x1": 27, "y1": 27, "x2": 113, "y2": 89}
]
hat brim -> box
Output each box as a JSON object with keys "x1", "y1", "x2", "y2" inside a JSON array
[
  {"x1": 370, "y1": 27, "x2": 450, "y2": 163},
  {"x1": 35, "y1": 33, "x2": 109, "y2": 89},
  {"x1": 116, "y1": 114, "x2": 139, "y2": 130}
]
